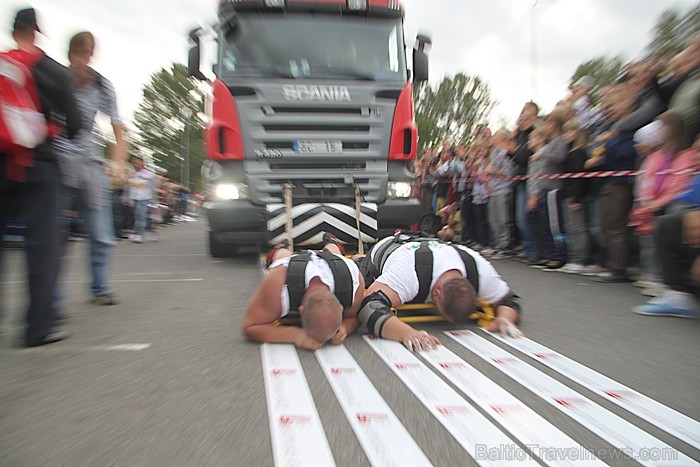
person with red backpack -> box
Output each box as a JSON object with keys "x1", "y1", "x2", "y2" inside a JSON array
[{"x1": 0, "y1": 8, "x2": 82, "y2": 347}]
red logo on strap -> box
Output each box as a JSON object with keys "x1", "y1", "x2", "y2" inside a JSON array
[
  {"x1": 330, "y1": 367, "x2": 356, "y2": 375},
  {"x1": 553, "y1": 397, "x2": 586, "y2": 408},
  {"x1": 279, "y1": 414, "x2": 312, "y2": 425},
  {"x1": 394, "y1": 363, "x2": 420, "y2": 370},
  {"x1": 438, "y1": 362, "x2": 466, "y2": 369},
  {"x1": 356, "y1": 413, "x2": 389, "y2": 424},
  {"x1": 533, "y1": 353, "x2": 557, "y2": 359},
  {"x1": 603, "y1": 390, "x2": 634, "y2": 400},
  {"x1": 436, "y1": 405, "x2": 470, "y2": 416},
  {"x1": 490, "y1": 404, "x2": 523, "y2": 415},
  {"x1": 491, "y1": 357, "x2": 516, "y2": 364},
  {"x1": 271, "y1": 369, "x2": 297, "y2": 376}
]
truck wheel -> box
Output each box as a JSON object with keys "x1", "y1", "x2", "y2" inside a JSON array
[{"x1": 209, "y1": 231, "x2": 237, "y2": 258}]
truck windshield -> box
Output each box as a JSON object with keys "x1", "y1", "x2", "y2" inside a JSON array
[{"x1": 219, "y1": 13, "x2": 406, "y2": 82}]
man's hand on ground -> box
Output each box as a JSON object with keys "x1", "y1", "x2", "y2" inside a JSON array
[
  {"x1": 401, "y1": 330, "x2": 440, "y2": 352},
  {"x1": 329, "y1": 325, "x2": 348, "y2": 346},
  {"x1": 294, "y1": 330, "x2": 323, "y2": 351},
  {"x1": 487, "y1": 317, "x2": 524, "y2": 338}
]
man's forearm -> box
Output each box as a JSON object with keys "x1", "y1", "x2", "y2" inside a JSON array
[
  {"x1": 243, "y1": 323, "x2": 302, "y2": 345},
  {"x1": 342, "y1": 317, "x2": 361, "y2": 336},
  {"x1": 111, "y1": 124, "x2": 129, "y2": 164},
  {"x1": 495, "y1": 305, "x2": 519, "y2": 324}
]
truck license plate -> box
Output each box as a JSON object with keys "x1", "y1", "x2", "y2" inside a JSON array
[{"x1": 293, "y1": 140, "x2": 342, "y2": 154}]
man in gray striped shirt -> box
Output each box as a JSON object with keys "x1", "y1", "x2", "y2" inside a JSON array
[{"x1": 54, "y1": 31, "x2": 128, "y2": 308}]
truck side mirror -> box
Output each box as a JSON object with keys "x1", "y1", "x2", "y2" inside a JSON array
[
  {"x1": 187, "y1": 28, "x2": 206, "y2": 81},
  {"x1": 412, "y1": 34, "x2": 432, "y2": 83}
]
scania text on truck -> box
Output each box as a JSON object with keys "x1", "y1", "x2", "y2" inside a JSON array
[{"x1": 188, "y1": 0, "x2": 430, "y2": 257}]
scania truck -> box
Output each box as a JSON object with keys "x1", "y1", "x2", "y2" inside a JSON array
[{"x1": 188, "y1": 0, "x2": 430, "y2": 256}]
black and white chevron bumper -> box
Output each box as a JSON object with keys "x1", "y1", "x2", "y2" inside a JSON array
[{"x1": 267, "y1": 203, "x2": 378, "y2": 246}]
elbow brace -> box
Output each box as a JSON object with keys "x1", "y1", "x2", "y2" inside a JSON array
[{"x1": 357, "y1": 290, "x2": 394, "y2": 338}]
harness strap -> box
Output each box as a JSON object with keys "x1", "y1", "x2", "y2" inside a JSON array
[
  {"x1": 286, "y1": 253, "x2": 311, "y2": 313},
  {"x1": 317, "y1": 250, "x2": 353, "y2": 309},
  {"x1": 412, "y1": 242, "x2": 479, "y2": 303},
  {"x1": 286, "y1": 251, "x2": 354, "y2": 313},
  {"x1": 412, "y1": 242, "x2": 433, "y2": 303}
]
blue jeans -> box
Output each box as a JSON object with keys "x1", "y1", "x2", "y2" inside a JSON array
[
  {"x1": 133, "y1": 199, "x2": 149, "y2": 235},
  {"x1": 515, "y1": 183, "x2": 533, "y2": 258},
  {"x1": 57, "y1": 168, "x2": 115, "y2": 300}
]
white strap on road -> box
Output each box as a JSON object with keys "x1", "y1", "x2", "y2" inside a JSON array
[
  {"x1": 363, "y1": 336, "x2": 540, "y2": 467},
  {"x1": 261, "y1": 344, "x2": 336, "y2": 467},
  {"x1": 419, "y1": 345, "x2": 607, "y2": 466},
  {"x1": 486, "y1": 331, "x2": 700, "y2": 451},
  {"x1": 446, "y1": 331, "x2": 697, "y2": 467},
  {"x1": 316, "y1": 345, "x2": 433, "y2": 467}
]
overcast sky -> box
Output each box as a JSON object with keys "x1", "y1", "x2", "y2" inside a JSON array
[{"x1": 1, "y1": 0, "x2": 696, "y2": 131}]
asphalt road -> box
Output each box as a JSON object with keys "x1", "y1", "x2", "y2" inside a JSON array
[{"x1": 1, "y1": 219, "x2": 698, "y2": 466}]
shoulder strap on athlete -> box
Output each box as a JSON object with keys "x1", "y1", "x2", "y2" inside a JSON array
[
  {"x1": 316, "y1": 250, "x2": 353, "y2": 309},
  {"x1": 370, "y1": 231, "x2": 424, "y2": 277},
  {"x1": 450, "y1": 245, "x2": 479, "y2": 294},
  {"x1": 411, "y1": 241, "x2": 433, "y2": 304},
  {"x1": 286, "y1": 252, "x2": 311, "y2": 312}
]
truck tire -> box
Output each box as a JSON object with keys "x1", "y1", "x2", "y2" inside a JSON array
[{"x1": 209, "y1": 231, "x2": 237, "y2": 258}]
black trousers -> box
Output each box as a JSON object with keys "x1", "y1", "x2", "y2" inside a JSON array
[
  {"x1": 655, "y1": 210, "x2": 700, "y2": 295},
  {"x1": 599, "y1": 183, "x2": 634, "y2": 276},
  {"x1": 0, "y1": 158, "x2": 61, "y2": 345}
]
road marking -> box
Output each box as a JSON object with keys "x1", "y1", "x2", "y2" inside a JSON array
[
  {"x1": 261, "y1": 344, "x2": 335, "y2": 467},
  {"x1": 364, "y1": 336, "x2": 539, "y2": 466},
  {"x1": 99, "y1": 344, "x2": 151, "y2": 351},
  {"x1": 447, "y1": 331, "x2": 696, "y2": 466},
  {"x1": 419, "y1": 345, "x2": 606, "y2": 466},
  {"x1": 316, "y1": 345, "x2": 433, "y2": 467},
  {"x1": 486, "y1": 331, "x2": 700, "y2": 451}
]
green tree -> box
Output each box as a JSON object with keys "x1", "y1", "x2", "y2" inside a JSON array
[
  {"x1": 570, "y1": 55, "x2": 625, "y2": 102},
  {"x1": 413, "y1": 73, "x2": 495, "y2": 155},
  {"x1": 647, "y1": 4, "x2": 700, "y2": 58},
  {"x1": 134, "y1": 63, "x2": 205, "y2": 190}
]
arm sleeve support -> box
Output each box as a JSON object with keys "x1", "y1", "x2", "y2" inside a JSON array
[{"x1": 357, "y1": 290, "x2": 394, "y2": 338}]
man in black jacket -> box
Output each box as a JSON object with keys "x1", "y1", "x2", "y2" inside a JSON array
[{"x1": 0, "y1": 8, "x2": 82, "y2": 347}]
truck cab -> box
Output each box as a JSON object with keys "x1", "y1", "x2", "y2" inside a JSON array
[{"x1": 189, "y1": 0, "x2": 429, "y2": 256}]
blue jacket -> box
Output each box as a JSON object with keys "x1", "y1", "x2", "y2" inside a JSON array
[{"x1": 600, "y1": 132, "x2": 637, "y2": 185}]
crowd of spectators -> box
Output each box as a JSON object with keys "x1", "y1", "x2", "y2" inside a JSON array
[{"x1": 415, "y1": 32, "x2": 700, "y2": 317}]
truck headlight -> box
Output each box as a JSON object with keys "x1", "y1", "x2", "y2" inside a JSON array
[
  {"x1": 387, "y1": 181, "x2": 412, "y2": 199},
  {"x1": 214, "y1": 183, "x2": 248, "y2": 200}
]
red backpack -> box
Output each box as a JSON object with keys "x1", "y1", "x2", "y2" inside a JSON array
[{"x1": 0, "y1": 50, "x2": 47, "y2": 180}]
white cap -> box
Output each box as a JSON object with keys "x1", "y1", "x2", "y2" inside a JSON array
[{"x1": 634, "y1": 120, "x2": 664, "y2": 148}]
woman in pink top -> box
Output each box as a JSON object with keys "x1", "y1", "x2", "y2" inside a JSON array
[{"x1": 630, "y1": 112, "x2": 696, "y2": 292}]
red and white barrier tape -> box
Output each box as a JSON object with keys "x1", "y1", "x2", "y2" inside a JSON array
[{"x1": 427, "y1": 168, "x2": 698, "y2": 182}]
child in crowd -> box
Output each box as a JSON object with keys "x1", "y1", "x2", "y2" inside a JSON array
[
  {"x1": 630, "y1": 112, "x2": 696, "y2": 295},
  {"x1": 486, "y1": 129, "x2": 515, "y2": 259},
  {"x1": 471, "y1": 144, "x2": 491, "y2": 250},
  {"x1": 125, "y1": 154, "x2": 155, "y2": 243},
  {"x1": 525, "y1": 126, "x2": 548, "y2": 265},
  {"x1": 559, "y1": 121, "x2": 591, "y2": 273}
]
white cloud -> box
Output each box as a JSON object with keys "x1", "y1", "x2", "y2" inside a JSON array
[{"x1": 1, "y1": 0, "x2": 695, "y2": 132}]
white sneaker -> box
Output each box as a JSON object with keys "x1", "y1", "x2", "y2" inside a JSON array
[
  {"x1": 562, "y1": 263, "x2": 584, "y2": 273},
  {"x1": 641, "y1": 283, "x2": 668, "y2": 297},
  {"x1": 130, "y1": 234, "x2": 143, "y2": 243},
  {"x1": 579, "y1": 265, "x2": 606, "y2": 276}
]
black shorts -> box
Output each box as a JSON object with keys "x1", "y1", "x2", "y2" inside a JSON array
[{"x1": 353, "y1": 254, "x2": 376, "y2": 288}]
